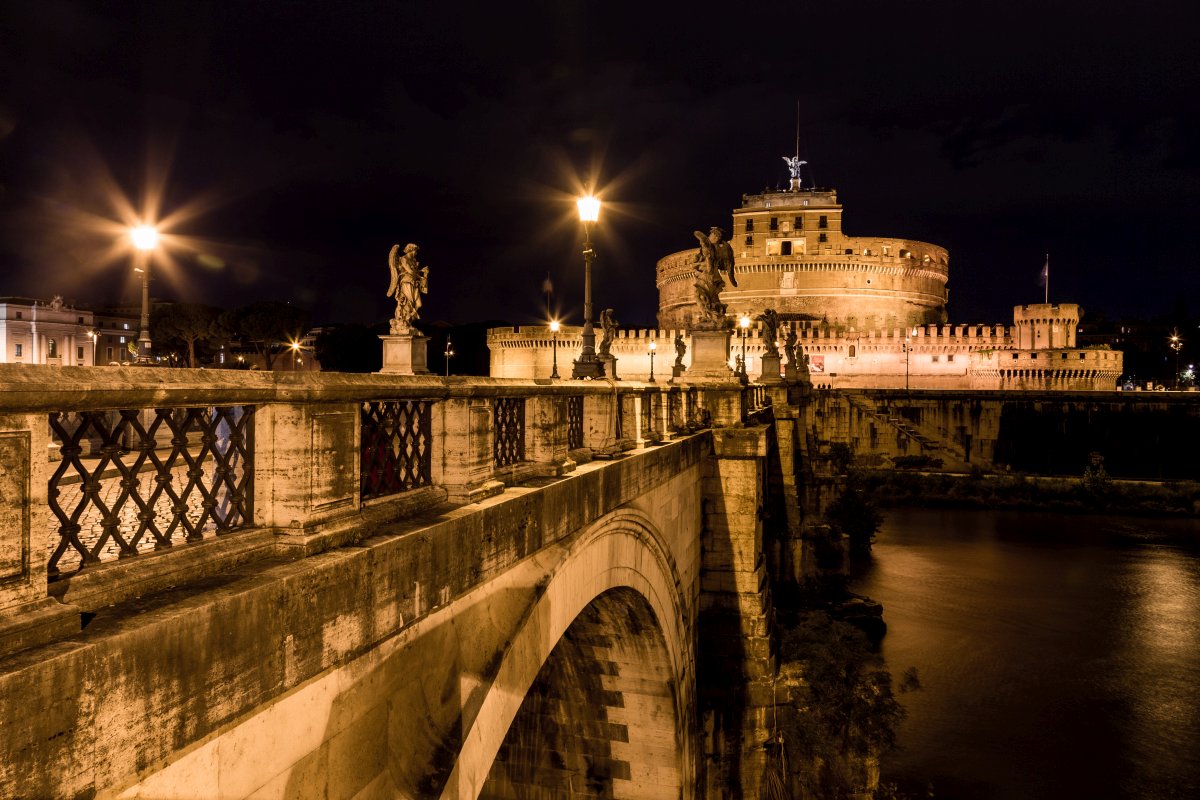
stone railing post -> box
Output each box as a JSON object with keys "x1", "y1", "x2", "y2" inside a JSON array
[
  {"x1": 617, "y1": 391, "x2": 641, "y2": 446},
  {"x1": 434, "y1": 396, "x2": 503, "y2": 503},
  {"x1": 582, "y1": 390, "x2": 620, "y2": 452},
  {"x1": 524, "y1": 393, "x2": 573, "y2": 474},
  {"x1": 254, "y1": 400, "x2": 361, "y2": 538},
  {"x1": 0, "y1": 412, "x2": 80, "y2": 655}
]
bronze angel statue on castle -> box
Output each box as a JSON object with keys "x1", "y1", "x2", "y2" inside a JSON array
[{"x1": 387, "y1": 243, "x2": 429, "y2": 334}]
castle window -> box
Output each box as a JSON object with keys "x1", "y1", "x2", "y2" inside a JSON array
[
  {"x1": 745, "y1": 234, "x2": 754, "y2": 246},
  {"x1": 781, "y1": 241, "x2": 792, "y2": 256},
  {"x1": 14, "y1": 344, "x2": 22, "y2": 357},
  {"x1": 932, "y1": 355, "x2": 940, "y2": 363},
  {"x1": 1030, "y1": 353, "x2": 1038, "y2": 360},
  {"x1": 1079, "y1": 353, "x2": 1087, "y2": 360},
  {"x1": 947, "y1": 354, "x2": 955, "y2": 362},
  {"x1": 802, "y1": 199, "x2": 809, "y2": 206},
  {"x1": 769, "y1": 217, "x2": 778, "y2": 231},
  {"x1": 793, "y1": 216, "x2": 803, "y2": 229},
  {"x1": 848, "y1": 345, "x2": 856, "y2": 358},
  {"x1": 818, "y1": 215, "x2": 828, "y2": 229},
  {"x1": 1061, "y1": 353, "x2": 1068, "y2": 360},
  {"x1": 48, "y1": 338, "x2": 57, "y2": 358},
  {"x1": 846, "y1": 248, "x2": 854, "y2": 255},
  {"x1": 818, "y1": 233, "x2": 827, "y2": 243},
  {"x1": 745, "y1": 218, "x2": 754, "y2": 232},
  {"x1": 1012, "y1": 353, "x2": 1019, "y2": 360},
  {"x1": 77, "y1": 316, "x2": 84, "y2": 324},
  {"x1": 77, "y1": 346, "x2": 84, "y2": 360},
  {"x1": 15, "y1": 311, "x2": 22, "y2": 319}
]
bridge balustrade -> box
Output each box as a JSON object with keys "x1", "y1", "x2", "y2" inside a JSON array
[{"x1": 0, "y1": 368, "x2": 761, "y2": 641}]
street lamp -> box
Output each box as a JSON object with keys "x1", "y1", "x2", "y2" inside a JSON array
[
  {"x1": 549, "y1": 320, "x2": 561, "y2": 379},
  {"x1": 571, "y1": 195, "x2": 605, "y2": 379},
  {"x1": 290, "y1": 340, "x2": 303, "y2": 371},
  {"x1": 648, "y1": 340, "x2": 657, "y2": 383},
  {"x1": 87, "y1": 330, "x2": 98, "y2": 365},
  {"x1": 130, "y1": 224, "x2": 159, "y2": 364},
  {"x1": 1169, "y1": 329, "x2": 1183, "y2": 389},
  {"x1": 739, "y1": 314, "x2": 751, "y2": 378},
  {"x1": 903, "y1": 328, "x2": 914, "y2": 391},
  {"x1": 444, "y1": 335, "x2": 455, "y2": 377}
]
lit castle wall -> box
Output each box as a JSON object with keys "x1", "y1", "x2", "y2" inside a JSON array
[{"x1": 489, "y1": 174, "x2": 1122, "y2": 391}]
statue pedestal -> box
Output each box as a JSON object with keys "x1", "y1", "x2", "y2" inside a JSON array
[
  {"x1": 379, "y1": 333, "x2": 430, "y2": 375},
  {"x1": 672, "y1": 364, "x2": 686, "y2": 379},
  {"x1": 600, "y1": 354, "x2": 619, "y2": 380},
  {"x1": 678, "y1": 328, "x2": 735, "y2": 382},
  {"x1": 783, "y1": 363, "x2": 798, "y2": 382},
  {"x1": 759, "y1": 353, "x2": 783, "y2": 384}
]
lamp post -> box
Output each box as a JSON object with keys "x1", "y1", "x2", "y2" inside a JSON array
[
  {"x1": 739, "y1": 314, "x2": 751, "y2": 378},
  {"x1": 87, "y1": 330, "x2": 97, "y2": 365},
  {"x1": 130, "y1": 224, "x2": 159, "y2": 364},
  {"x1": 648, "y1": 340, "x2": 657, "y2": 383},
  {"x1": 904, "y1": 328, "x2": 913, "y2": 391},
  {"x1": 571, "y1": 195, "x2": 605, "y2": 379},
  {"x1": 549, "y1": 320, "x2": 560, "y2": 379},
  {"x1": 1169, "y1": 329, "x2": 1183, "y2": 389},
  {"x1": 444, "y1": 336, "x2": 455, "y2": 377},
  {"x1": 290, "y1": 340, "x2": 303, "y2": 371}
]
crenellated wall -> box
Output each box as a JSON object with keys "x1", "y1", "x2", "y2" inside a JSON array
[{"x1": 489, "y1": 321, "x2": 1124, "y2": 391}]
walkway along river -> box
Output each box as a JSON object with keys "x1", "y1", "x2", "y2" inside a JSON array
[{"x1": 850, "y1": 508, "x2": 1200, "y2": 799}]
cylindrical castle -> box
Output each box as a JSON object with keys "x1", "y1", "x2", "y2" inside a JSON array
[{"x1": 657, "y1": 188, "x2": 949, "y2": 330}]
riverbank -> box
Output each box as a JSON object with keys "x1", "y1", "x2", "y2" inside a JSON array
[{"x1": 859, "y1": 469, "x2": 1200, "y2": 517}]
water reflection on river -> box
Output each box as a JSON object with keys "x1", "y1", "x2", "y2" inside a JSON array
[{"x1": 850, "y1": 509, "x2": 1200, "y2": 799}]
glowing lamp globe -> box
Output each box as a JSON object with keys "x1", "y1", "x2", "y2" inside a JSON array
[
  {"x1": 130, "y1": 225, "x2": 159, "y2": 252},
  {"x1": 576, "y1": 196, "x2": 601, "y2": 223}
]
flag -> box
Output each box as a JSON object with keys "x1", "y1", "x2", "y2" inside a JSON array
[
  {"x1": 1038, "y1": 255, "x2": 1049, "y2": 288},
  {"x1": 541, "y1": 274, "x2": 554, "y2": 295}
]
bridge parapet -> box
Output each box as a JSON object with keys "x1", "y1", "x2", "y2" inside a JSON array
[{"x1": 0, "y1": 365, "x2": 749, "y2": 656}]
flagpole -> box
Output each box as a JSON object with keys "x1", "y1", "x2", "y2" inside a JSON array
[{"x1": 1044, "y1": 253, "x2": 1049, "y2": 304}]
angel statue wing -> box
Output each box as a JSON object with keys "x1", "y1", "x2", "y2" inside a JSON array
[{"x1": 387, "y1": 244, "x2": 402, "y2": 298}]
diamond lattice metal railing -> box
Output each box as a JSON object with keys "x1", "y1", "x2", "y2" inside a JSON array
[
  {"x1": 493, "y1": 398, "x2": 526, "y2": 468},
  {"x1": 567, "y1": 395, "x2": 584, "y2": 450},
  {"x1": 47, "y1": 406, "x2": 254, "y2": 577},
  {"x1": 360, "y1": 400, "x2": 433, "y2": 500}
]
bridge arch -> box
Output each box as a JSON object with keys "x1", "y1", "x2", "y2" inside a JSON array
[{"x1": 442, "y1": 507, "x2": 697, "y2": 800}]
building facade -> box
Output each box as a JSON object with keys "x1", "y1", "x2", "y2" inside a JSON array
[
  {"x1": 0, "y1": 297, "x2": 97, "y2": 366},
  {"x1": 656, "y1": 188, "x2": 949, "y2": 331},
  {"x1": 490, "y1": 169, "x2": 1122, "y2": 391}
]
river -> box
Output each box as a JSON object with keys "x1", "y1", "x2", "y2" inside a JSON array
[{"x1": 850, "y1": 509, "x2": 1200, "y2": 799}]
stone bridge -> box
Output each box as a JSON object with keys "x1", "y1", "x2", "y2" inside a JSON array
[{"x1": 0, "y1": 368, "x2": 783, "y2": 799}]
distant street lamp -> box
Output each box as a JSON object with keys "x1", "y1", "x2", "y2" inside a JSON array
[
  {"x1": 571, "y1": 195, "x2": 605, "y2": 379},
  {"x1": 1169, "y1": 329, "x2": 1183, "y2": 389},
  {"x1": 87, "y1": 330, "x2": 97, "y2": 365},
  {"x1": 648, "y1": 340, "x2": 657, "y2": 383},
  {"x1": 290, "y1": 340, "x2": 303, "y2": 371},
  {"x1": 444, "y1": 336, "x2": 455, "y2": 377},
  {"x1": 130, "y1": 224, "x2": 159, "y2": 364},
  {"x1": 549, "y1": 320, "x2": 561, "y2": 379},
  {"x1": 739, "y1": 314, "x2": 751, "y2": 378},
  {"x1": 904, "y1": 328, "x2": 914, "y2": 391}
]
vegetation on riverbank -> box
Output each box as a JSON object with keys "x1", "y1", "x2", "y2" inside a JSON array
[
  {"x1": 860, "y1": 468, "x2": 1200, "y2": 517},
  {"x1": 772, "y1": 605, "x2": 919, "y2": 799}
]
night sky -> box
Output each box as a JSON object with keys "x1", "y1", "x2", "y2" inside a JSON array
[{"x1": 1, "y1": 1, "x2": 1197, "y2": 329}]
